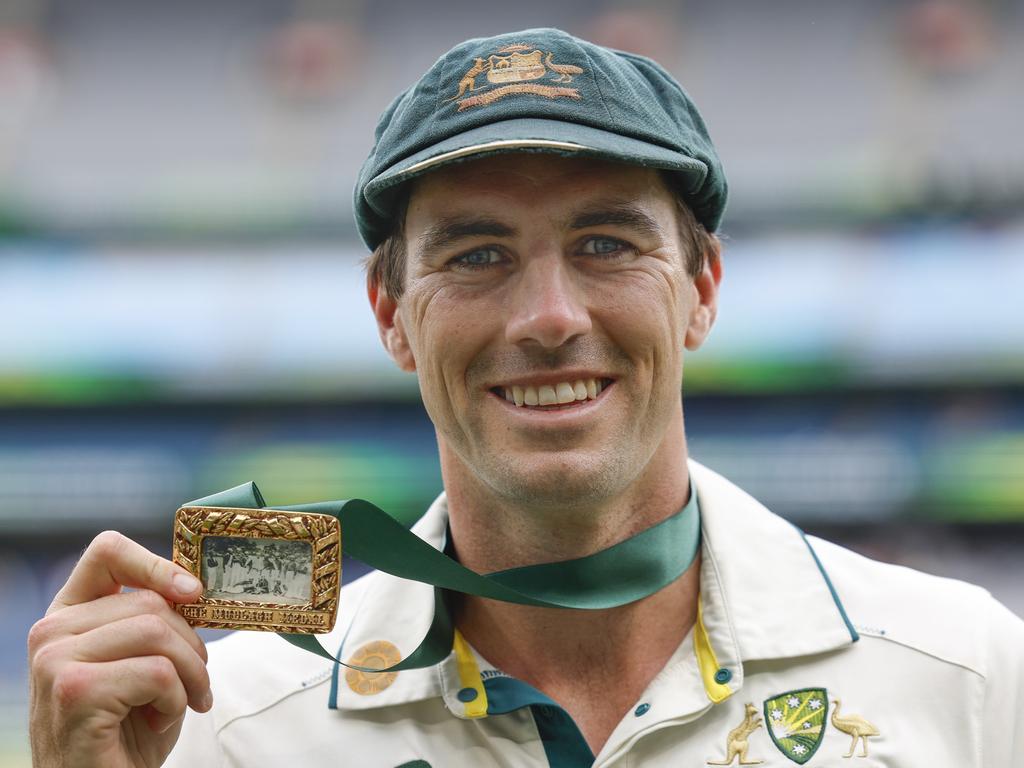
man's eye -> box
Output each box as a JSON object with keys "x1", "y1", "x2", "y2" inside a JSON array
[
  {"x1": 579, "y1": 237, "x2": 629, "y2": 256},
  {"x1": 450, "y1": 247, "x2": 503, "y2": 269}
]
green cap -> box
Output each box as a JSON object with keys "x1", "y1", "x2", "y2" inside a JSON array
[{"x1": 355, "y1": 27, "x2": 727, "y2": 250}]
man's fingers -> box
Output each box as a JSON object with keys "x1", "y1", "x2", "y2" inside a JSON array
[
  {"x1": 30, "y1": 530, "x2": 206, "y2": 768},
  {"x1": 55, "y1": 657, "x2": 190, "y2": 732},
  {"x1": 67, "y1": 614, "x2": 212, "y2": 712},
  {"x1": 49, "y1": 531, "x2": 202, "y2": 612},
  {"x1": 32, "y1": 589, "x2": 208, "y2": 665},
  {"x1": 138, "y1": 703, "x2": 185, "y2": 735}
]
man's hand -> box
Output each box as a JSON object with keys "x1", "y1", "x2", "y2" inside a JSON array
[{"x1": 28, "y1": 531, "x2": 213, "y2": 768}]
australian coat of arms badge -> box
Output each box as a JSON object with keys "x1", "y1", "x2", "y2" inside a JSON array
[
  {"x1": 763, "y1": 688, "x2": 829, "y2": 764},
  {"x1": 450, "y1": 43, "x2": 584, "y2": 111}
]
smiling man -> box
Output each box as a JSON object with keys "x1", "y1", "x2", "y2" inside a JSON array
[
  {"x1": 29, "y1": 27, "x2": 1023, "y2": 768},
  {"x1": 369, "y1": 154, "x2": 716, "y2": 754},
  {"x1": 385, "y1": 157, "x2": 712, "y2": 529}
]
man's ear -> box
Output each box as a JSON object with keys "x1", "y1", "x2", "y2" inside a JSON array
[
  {"x1": 684, "y1": 235, "x2": 723, "y2": 351},
  {"x1": 368, "y1": 275, "x2": 416, "y2": 372}
]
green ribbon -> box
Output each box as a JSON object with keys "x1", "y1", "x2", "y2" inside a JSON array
[{"x1": 183, "y1": 483, "x2": 700, "y2": 672}]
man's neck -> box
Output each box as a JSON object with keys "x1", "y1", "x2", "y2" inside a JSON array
[
  {"x1": 453, "y1": 557, "x2": 700, "y2": 756},
  {"x1": 438, "y1": 417, "x2": 699, "y2": 755}
]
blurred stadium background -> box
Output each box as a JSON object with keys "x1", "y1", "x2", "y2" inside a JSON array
[{"x1": 2, "y1": 0, "x2": 1023, "y2": 764}]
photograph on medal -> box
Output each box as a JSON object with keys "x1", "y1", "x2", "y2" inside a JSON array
[
  {"x1": 201, "y1": 536, "x2": 311, "y2": 605},
  {"x1": 172, "y1": 505, "x2": 341, "y2": 634}
]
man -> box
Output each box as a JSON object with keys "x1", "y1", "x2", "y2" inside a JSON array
[
  {"x1": 205, "y1": 549, "x2": 224, "y2": 594},
  {"x1": 28, "y1": 28, "x2": 1024, "y2": 768}
]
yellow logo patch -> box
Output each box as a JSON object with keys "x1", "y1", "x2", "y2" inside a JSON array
[
  {"x1": 345, "y1": 639, "x2": 402, "y2": 695},
  {"x1": 450, "y1": 43, "x2": 584, "y2": 111}
]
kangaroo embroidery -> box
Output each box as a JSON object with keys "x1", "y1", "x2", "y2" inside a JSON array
[{"x1": 707, "y1": 703, "x2": 765, "y2": 766}]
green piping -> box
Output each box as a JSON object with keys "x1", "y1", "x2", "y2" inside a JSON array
[{"x1": 796, "y1": 528, "x2": 859, "y2": 643}]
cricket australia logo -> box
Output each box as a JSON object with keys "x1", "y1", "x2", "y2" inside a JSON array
[
  {"x1": 449, "y1": 43, "x2": 584, "y2": 111},
  {"x1": 763, "y1": 688, "x2": 828, "y2": 764}
]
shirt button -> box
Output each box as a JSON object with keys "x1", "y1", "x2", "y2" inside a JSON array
[
  {"x1": 714, "y1": 668, "x2": 733, "y2": 684},
  {"x1": 634, "y1": 703, "x2": 651, "y2": 717},
  {"x1": 456, "y1": 687, "x2": 478, "y2": 702}
]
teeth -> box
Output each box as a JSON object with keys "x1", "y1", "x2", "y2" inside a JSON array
[
  {"x1": 502, "y1": 378, "x2": 607, "y2": 407},
  {"x1": 555, "y1": 383, "x2": 576, "y2": 404}
]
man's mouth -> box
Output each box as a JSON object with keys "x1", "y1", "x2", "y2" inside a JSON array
[{"x1": 490, "y1": 378, "x2": 613, "y2": 408}]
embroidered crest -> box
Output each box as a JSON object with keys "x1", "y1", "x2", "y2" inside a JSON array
[
  {"x1": 706, "y1": 702, "x2": 764, "y2": 766},
  {"x1": 763, "y1": 688, "x2": 829, "y2": 764},
  {"x1": 830, "y1": 698, "x2": 880, "y2": 758},
  {"x1": 449, "y1": 43, "x2": 584, "y2": 111}
]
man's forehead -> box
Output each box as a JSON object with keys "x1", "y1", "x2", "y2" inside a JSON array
[{"x1": 405, "y1": 169, "x2": 671, "y2": 256}]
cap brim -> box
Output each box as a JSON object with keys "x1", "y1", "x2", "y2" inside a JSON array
[{"x1": 363, "y1": 117, "x2": 708, "y2": 219}]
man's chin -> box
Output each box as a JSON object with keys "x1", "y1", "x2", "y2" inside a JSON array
[{"x1": 483, "y1": 453, "x2": 625, "y2": 510}]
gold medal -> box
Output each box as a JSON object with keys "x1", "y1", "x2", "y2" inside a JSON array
[{"x1": 172, "y1": 505, "x2": 341, "y2": 634}]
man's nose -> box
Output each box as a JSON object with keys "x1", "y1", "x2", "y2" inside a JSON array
[{"x1": 505, "y1": 254, "x2": 592, "y2": 348}]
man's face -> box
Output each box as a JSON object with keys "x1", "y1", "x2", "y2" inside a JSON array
[{"x1": 372, "y1": 155, "x2": 719, "y2": 509}]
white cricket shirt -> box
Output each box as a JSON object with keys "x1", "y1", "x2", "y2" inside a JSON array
[{"x1": 167, "y1": 461, "x2": 1024, "y2": 767}]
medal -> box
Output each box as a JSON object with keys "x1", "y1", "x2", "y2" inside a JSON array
[{"x1": 173, "y1": 481, "x2": 700, "y2": 673}]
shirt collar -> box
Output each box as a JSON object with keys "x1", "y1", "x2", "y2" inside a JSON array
[
  {"x1": 328, "y1": 492, "x2": 450, "y2": 711},
  {"x1": 328, "y1": 459, "x2": 857, "y2": 714},
  {"x1": 690, "y1": 458, "x2": 858, "y2": 672}
]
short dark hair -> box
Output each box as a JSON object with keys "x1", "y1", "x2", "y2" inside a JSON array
[{"x1": 365, "y1": 175, "x2": 717, "y2": 299}]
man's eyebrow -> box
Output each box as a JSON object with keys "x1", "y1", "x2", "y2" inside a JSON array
[
  {"x1": 569, "y1": 204, "x2": 664, "y2": 238},
  {"x1": 417, "y1": 216, "x2": 517, "y2": 256}
]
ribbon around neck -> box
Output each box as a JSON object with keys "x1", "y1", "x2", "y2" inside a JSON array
[{"x1": 183, "y1": 483, "x2": 700, "y2": 673}]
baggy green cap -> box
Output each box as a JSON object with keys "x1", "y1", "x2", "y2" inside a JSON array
[{"x1": 354, "y1": 27, "x2": 727, "y2": 250}]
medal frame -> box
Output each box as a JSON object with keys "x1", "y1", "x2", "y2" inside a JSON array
[{"x1": 172, "y1": 505, "x2": 341, "y2": 634}]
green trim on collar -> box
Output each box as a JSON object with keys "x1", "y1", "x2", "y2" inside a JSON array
[
  {"x1": 796, "y1": 529, "x2": 859, "y2": 643},
  {"x1": 483, "y1": 677, "x2": 594, "y2": 767}
]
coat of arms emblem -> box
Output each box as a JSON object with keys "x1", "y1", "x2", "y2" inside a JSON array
[
  {"x1": 487, "y1": 50, "x2": 546, "y2": 83},
  {"x1": 450, "y1": 43, "x2": 584, "y2": 111},
  {"x1": 762, "y1": 688, "x2": 829, "y2": 764}
]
